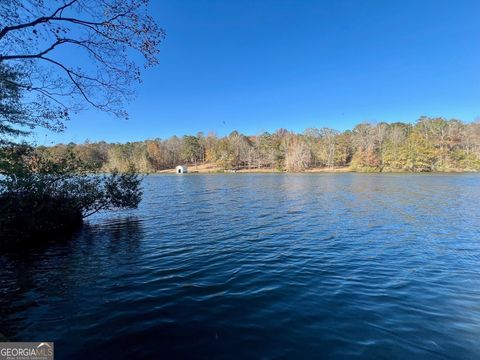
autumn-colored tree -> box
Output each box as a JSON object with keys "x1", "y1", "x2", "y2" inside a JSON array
[{"x1": 33, "y1": 118, "x2": 480, "y2": 174}]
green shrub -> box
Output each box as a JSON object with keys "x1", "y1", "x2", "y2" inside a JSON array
[{"x1": 0, "y1": 144, "x2": 142, "y2": 245}]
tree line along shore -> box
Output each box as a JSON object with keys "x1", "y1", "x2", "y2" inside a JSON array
[{"x1": 40, "y1": 117, "x2": 480, "y2": 173}]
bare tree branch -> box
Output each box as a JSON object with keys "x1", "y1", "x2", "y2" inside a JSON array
[
  {"x1": 0, "y1": 0, "x2": 164, "y2": 136},
  {"x1": 0, "y1": 0, "x2": 78, "y2": 39}
]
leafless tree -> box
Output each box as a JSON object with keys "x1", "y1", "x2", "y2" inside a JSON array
[
  {"x1": 320, "y1": 128, "x2": 338, "y2": 168},
  {"x1": 285, "y1": 138, "x2": 311, "y2": 172},
  {"x1": 0, "y1": 0, "x2": 165, "y2": 134}
]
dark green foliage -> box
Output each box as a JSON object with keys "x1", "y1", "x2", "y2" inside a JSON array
[
  {"x1": 0, "y1": 63, "x2": 67, "y2": 143},
  {"x1": 0, "y1": 145, "x2": 143, "y2": 245},
  {"x1": 181, "y1": 136, "x2": 202, "y2": 167},
  {"x1": 0, "y1": 65, "x2": 27, "y2": 139}
]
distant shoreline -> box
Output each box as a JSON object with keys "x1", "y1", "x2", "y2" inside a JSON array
[{"x1": 154, "y1": 163, "x2": 478, "y2": 174}]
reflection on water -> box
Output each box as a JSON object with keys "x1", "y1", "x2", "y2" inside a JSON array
[{"x1": 1, "y1": 174, "x2": 480, "y2": 359}]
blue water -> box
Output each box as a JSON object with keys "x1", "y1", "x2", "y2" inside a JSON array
[{"x1": 1, "y1": 174, "x2": 480, "y2": 359}]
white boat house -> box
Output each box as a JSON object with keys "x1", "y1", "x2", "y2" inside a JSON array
[{"x1": 175, "y1": 165, "x2": 188, "y2": 174}]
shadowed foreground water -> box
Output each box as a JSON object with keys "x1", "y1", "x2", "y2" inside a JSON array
[{"x1": 1, "y1": 174, "x2": 480, "y2": 359}]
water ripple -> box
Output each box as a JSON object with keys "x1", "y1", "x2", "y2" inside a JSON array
[{"x1": 1, "y1": 174, "x2": 480, "y2": 359}]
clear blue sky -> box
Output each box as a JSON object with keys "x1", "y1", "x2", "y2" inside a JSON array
[{"x1": 36, "y1": 0, "x2": 480, "y2": 145}]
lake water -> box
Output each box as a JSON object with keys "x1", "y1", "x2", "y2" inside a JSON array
[{"x1": 1, "y1": 174, "x2": 480, "y2": 359}]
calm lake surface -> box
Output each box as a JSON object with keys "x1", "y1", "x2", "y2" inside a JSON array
[{"x1": 1, "y1": 174, "x2": 480, "y2": 359}]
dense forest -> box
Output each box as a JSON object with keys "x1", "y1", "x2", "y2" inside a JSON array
[{"x1": 39, "y1": 117, "x2": 480, "y2": 173}]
